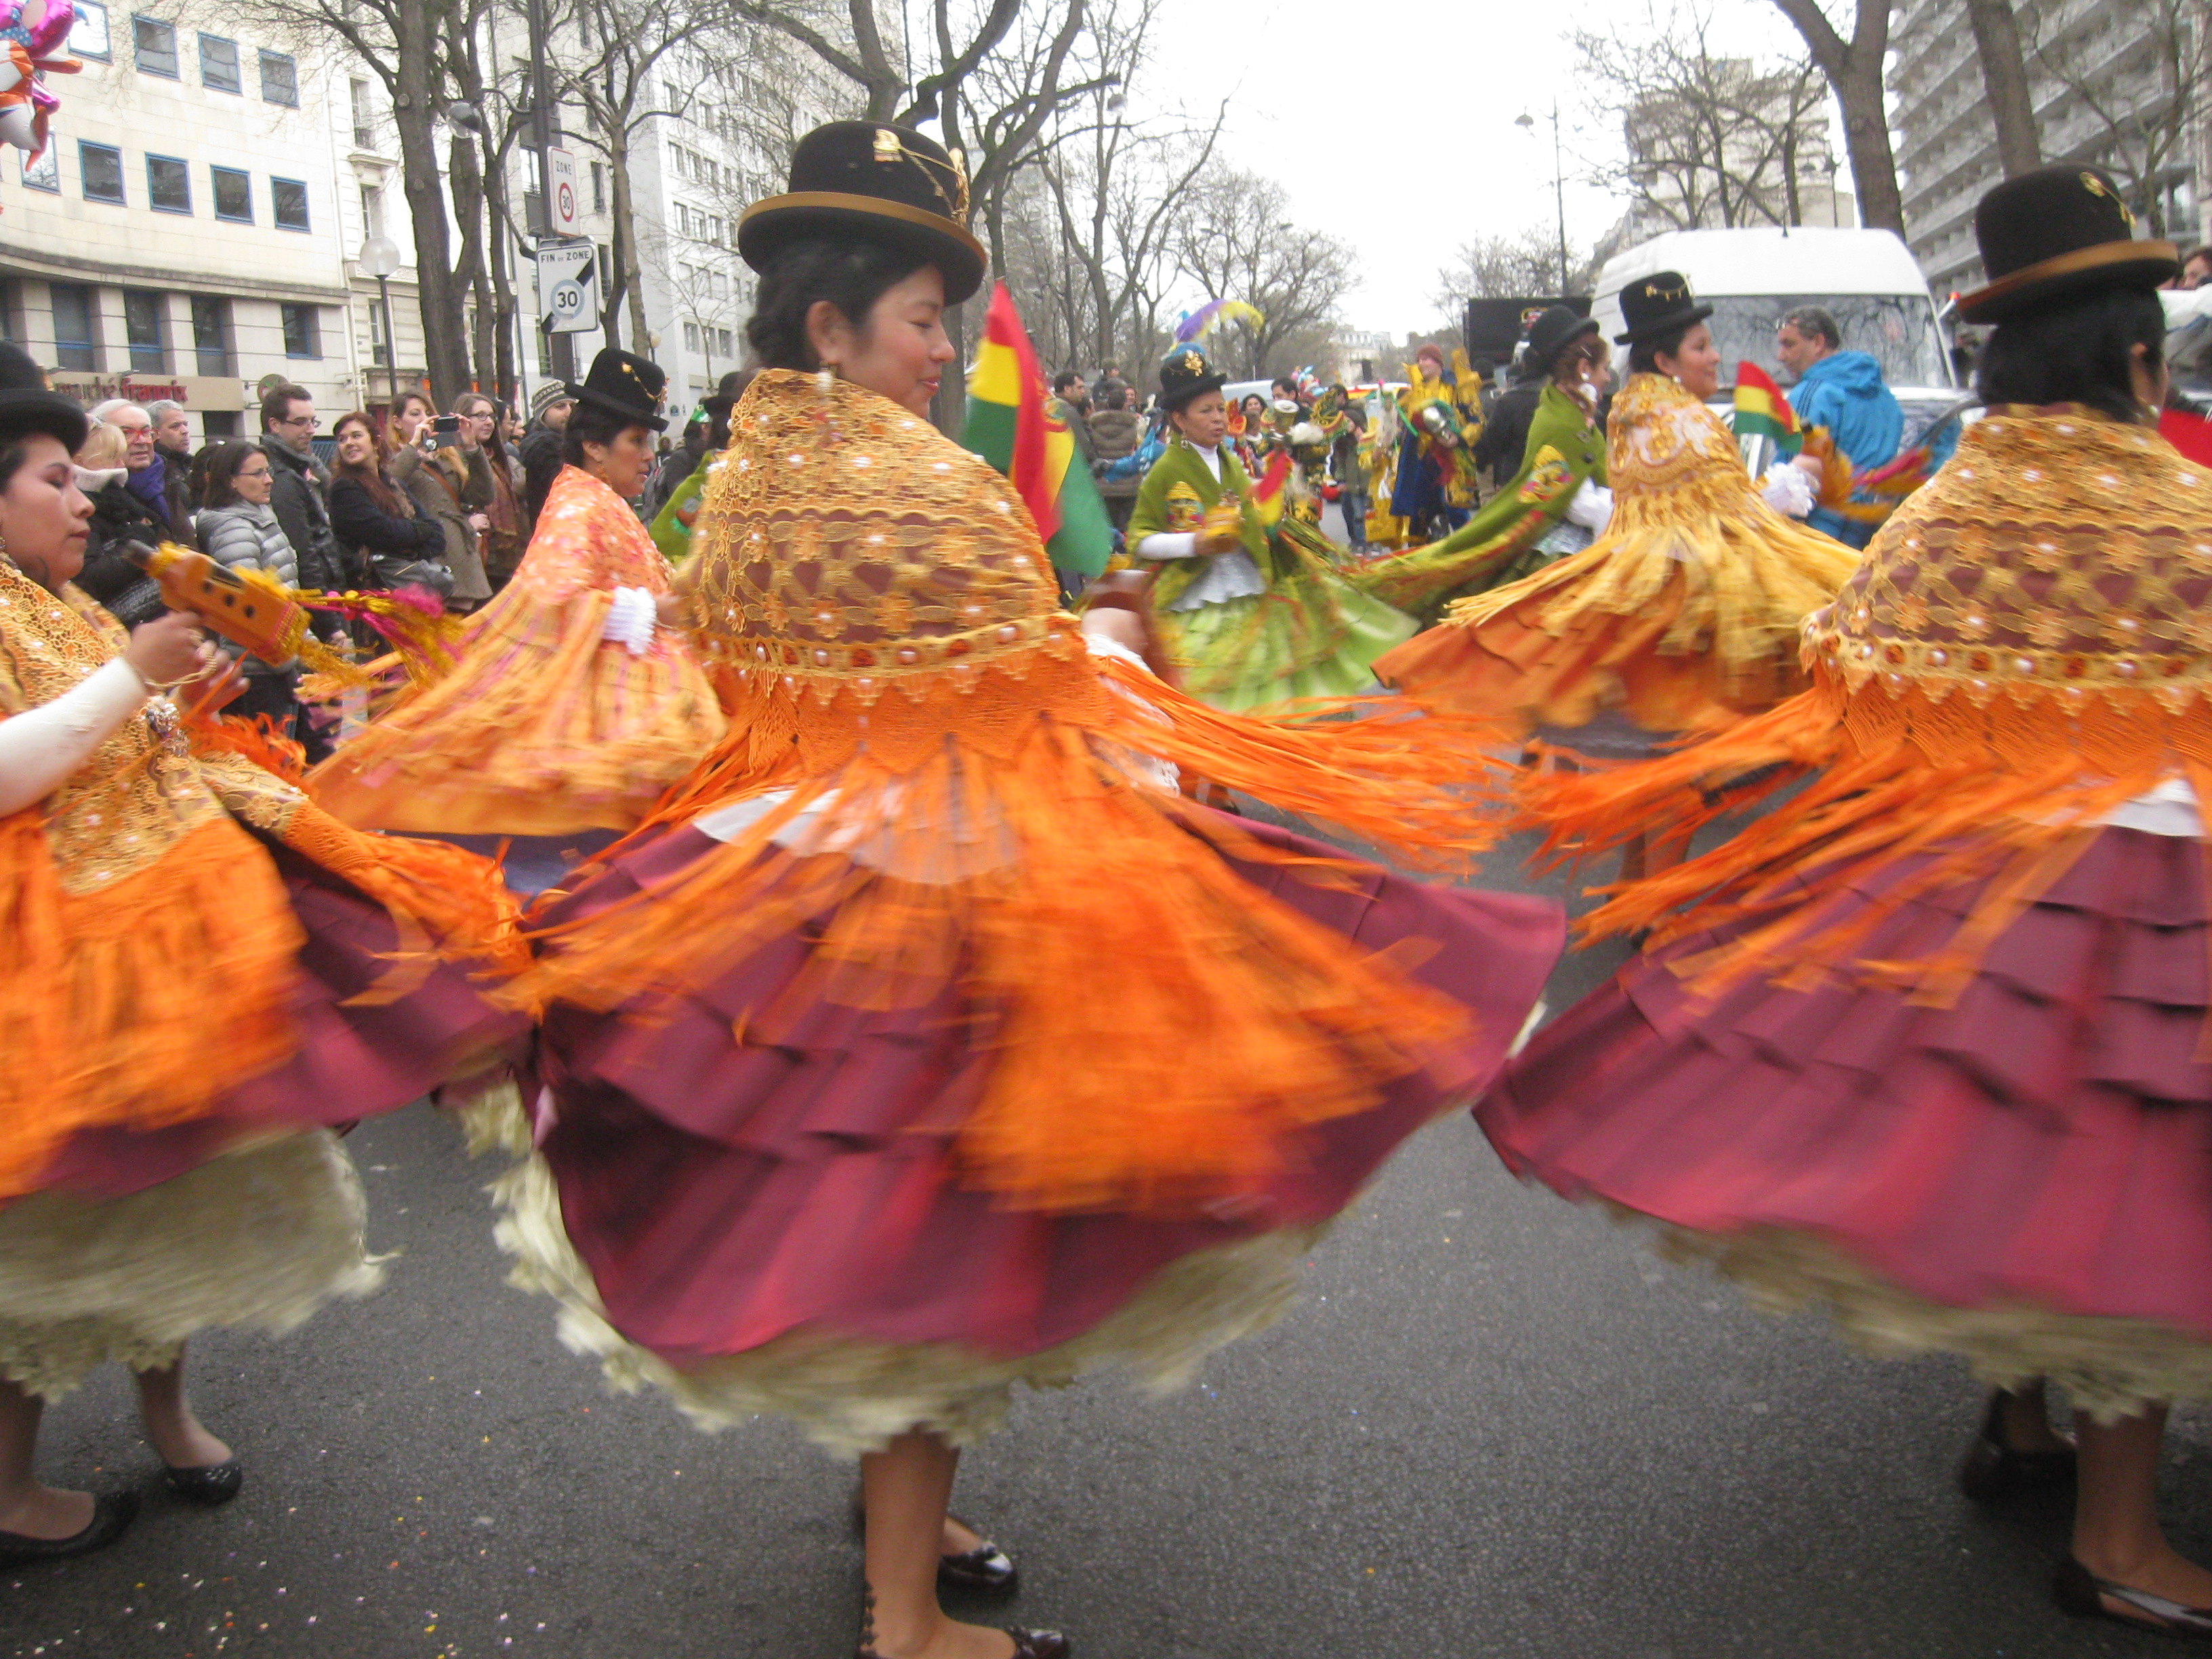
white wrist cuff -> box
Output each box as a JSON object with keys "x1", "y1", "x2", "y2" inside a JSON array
[{"x1": 600, "y1": 586, "x2": 657, "y2": 656}]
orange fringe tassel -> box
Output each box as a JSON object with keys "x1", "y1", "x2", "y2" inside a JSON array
[
  {"x1": 1517, "y1": 674, "x2": 2206, "y2": 1008},
  {"x1": 0, "y1": 814, "x2": 303, "y2": 1204}
]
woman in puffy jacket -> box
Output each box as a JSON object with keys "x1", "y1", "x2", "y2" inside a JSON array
[{"x1": 192, "y1": 441, "x2": 321, "y2": 756}]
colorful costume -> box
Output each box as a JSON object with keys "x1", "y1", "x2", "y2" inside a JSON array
[
  {"x1": 0, "y1": 560, "x2": 525, "y2": 1399},
  {"x1": 478, "y1": 367, "x2": 1563, "y2": 1455},
  {"x1": 1377, "y1": 371, "x2": 1860, "y2": 739},
  {"x1": 311, "y1": 462, "x2": 724, "y2": 835},
  {"x1": 1388, "y1": 349, "x2": 1484, "y2": 535},
  {"x1": 1358, "y1": 382, "x2": 1609, "y2": 619}
]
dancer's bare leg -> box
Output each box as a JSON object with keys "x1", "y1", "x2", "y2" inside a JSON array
[
  {"x1": 859, "y1": 1429, "x2": 1012, "y2": 1659},
  {"x1": 134, "y1": 1349, "x2": 231, "y2": 1469},
  {"x1": 2074, "y1": 1405, "x2": 2212, "y2": 1614},
  {"x1": 0, "y1": 1378, "x2": 91, "y2": 1540}
]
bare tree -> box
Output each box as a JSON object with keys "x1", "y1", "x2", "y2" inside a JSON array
[
  {"x1": 1433, "y1": 227, "x2": 1597, "y2": 314},
  {"x1": 2026, "y1": 0, "x2": 2212, "y2": 234},
  {"x1": 1964, "y1": 0, "x2": 2043, "y2": 176},
  {"x1": 1767, "y1": 0, "x2": 1904, "y2": 232},
  {"x1": 1172, "y1": 166, "x2": 1353, "y2": 378}
]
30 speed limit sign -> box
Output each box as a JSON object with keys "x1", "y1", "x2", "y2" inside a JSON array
[{"x1": 536, "y1": 241, "x2": 597, "y2": 334}]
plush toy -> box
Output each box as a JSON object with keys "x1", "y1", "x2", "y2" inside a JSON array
[{"x1": 0, "y1": 0, "x2": 77, "y2": 165}]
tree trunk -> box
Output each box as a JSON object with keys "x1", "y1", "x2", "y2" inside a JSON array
[
  {"x1": 1836, "y1": 57, "x2": 1905, "y2": 231},
  {"x1": 602, "y1": 121, "x2": 653, "y2": 354},
  {"x1": 394, "y1": 3, "x2": 471, "y2": 405},
  {"x1": 1964, "y1": 0, "x2": 2042, "y2": 176}
]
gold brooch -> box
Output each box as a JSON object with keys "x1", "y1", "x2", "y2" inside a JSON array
[{"x1": 2081, "y1": 171, "x2": 2134, "y2": 229}]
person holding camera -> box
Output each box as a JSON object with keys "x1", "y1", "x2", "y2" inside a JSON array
[
  {"x1": 326, "y1": 411, "x2": 453, "y2": 598},
  {"x1": 385, "y1": 393, "x2": 493, "y2": 611}
]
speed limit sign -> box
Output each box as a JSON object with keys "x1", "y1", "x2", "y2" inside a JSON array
[{"x1": 536, "y1": 241, "x2": 597, "y2": 334}]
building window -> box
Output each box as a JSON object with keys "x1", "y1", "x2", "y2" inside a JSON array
[
  {"x1": 199, "y1": 33, "x2": 239, "y2": 94},
  {"x1": 716, "y1": 327, "x2": 733, "y2": 356},
  {"x1": 281, "y1": 302, "x2": 321, "y2": 359},
  {"x1": 146, "y1": 155, "x2": 190, "y2": 213},
  {"x1": 259, "y1": 49, "x2": 298, "y2": 107},
  {"x1": 360, "y1": 182, "x2": 384, "y2": 239},
  {"x1": 350, "y1": 78, "x2": 374, "y2": 148},
  {"x1": 590, "y1": 161, "x2": 605, "y2": 213},
  {"x1": 211, "y1": 165, "x2": 251, "y2": 222},
  {"x1": 367, "y1": 292, "x2": 388, "y2": 366},
  {"x1": 682, "y1": 320, "x2": 701, "y2": 352},
  {"x1": 50, "y1": 284, "x2": 98, "y2": 371},
  {"x1": 20, "y1": 141, "x2": 58, "y2": 192},
  {"x1": 69, "y1": 1, "x2": 110, "y2": 60},
  {"x1": 79, "y1": 141, "x2": 123, "y2": 203},
  {"x1": 271, "y1": 177, "x2": 309, "y2": 231},
  {"x1": 124, "y1": 289, "x2": 167, "y2": 373},
  {"x1": 201, "y1": 410, "x2": 240, "y2": 439},
  {"x1": 191, "y1": 294, "x2": 233, "y2": 375},
  {"x1": 131, "y1": 14, "x2": 177, "y2": 77}
]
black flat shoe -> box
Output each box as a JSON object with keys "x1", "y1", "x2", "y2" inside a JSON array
[
  {"x1": 0, "y1": 1490, "x2": 140, "y2": 1568},
  {"x1": 1959, "y1": 1389, "x2": 2076, "y2": 1503},
  {"x1": 163, "y1": 1460, "x2": 243, "y2": 1507},
  {"x1": 2056, "y1": 1555, "x2": 2212, "y2": 1639},
  {"x1": 855, "y1": 1630, "x2": 1067, "y2": 1659},
  {"x1": 848, "y1": 1492, "x2": 1019, "y2": 1596}
]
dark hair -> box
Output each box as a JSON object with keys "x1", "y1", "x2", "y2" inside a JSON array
[
  {"x1": 1780, "y1": 305, "x2": 1841, "y2": 350},
  {"x1": 0, "y1": 438, "x2": 34, "y2": 491},
  {"x1": 743, "y1": 237, "x2": 933, "y2": 372},
  {"x1": 200, "y1": 438, "x2": 272, "y2": 509},
  {"x1": 561, "y1": 403, "x2": 644, "y2": 468},
  {"x1": 1628, "y1": 324, "x2": 1694, "y2": 376},
  {"x1": 1975, "y1": 287, "x2": 2165, "y2": 424},
  {"x1": 1548, "y1": 332, "x2": 1609, "y2": 381},
  {"x1": 1053, "y1": 370, "x2": 1084, "y2": 396},
  {"x1": 331, "y1": 411, "x2": 409, "y2": 516},
  {"x1": 259, "y1": 382, "x2": 310, "y2": 432}
]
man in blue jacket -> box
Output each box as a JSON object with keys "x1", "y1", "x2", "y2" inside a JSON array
[{"x1": 1776, "y1": 306, "x2": 1904, "y2": 547}]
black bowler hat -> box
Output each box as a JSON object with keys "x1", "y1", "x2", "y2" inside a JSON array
[
  {"x1": 563, "y1": 347, "x2": 670, "y2": 432},
  {"x1": 738, "y1": 122, "x2": 987, "y2": 304},
  {"x1": 700, "y1": 367, "x2": 758, "y2": 417},
  {"x1": 0, "y1": 342, "x2": 87, "y2": 453},
  {"x1": 1613, "y1": 270, "x2": 1714, "y2": 346},
  {"x1": 1156, "y1": 344, "x2": 1227, "y2": 411},
  {"x1": 1957, "y1": 165, "x2": 2179, "y2": 325},
  {"x1": 1527, "y1": 305, "x2": 1599, "y2": 371}
]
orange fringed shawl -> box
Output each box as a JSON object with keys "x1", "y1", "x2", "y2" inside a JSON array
[
  {"x1": 309, "y1": 465, "x2": 726, "y2": 835},
  {"x1": 515, "y1": 372, "x2": 1525, "y2": 1217},
  {"x1": 0, "y1": 568, "x2": 525, "y2": 1204},
  {"x1": 1518, "y1": 407, "x2": 2212, "y2": 1003},
  {"x1": 1378, "y1": 373, "x2": 1862, "y2": 735}
]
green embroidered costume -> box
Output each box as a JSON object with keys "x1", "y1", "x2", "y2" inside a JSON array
[
  {"x1": 1356, "y1": 384, "x2": 1607, "y2": 620},
  {"x1": 1127, "y1": 435, "x2": 1414, "y2": 712}
]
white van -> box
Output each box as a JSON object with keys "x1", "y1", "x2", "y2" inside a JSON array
[{"x1": 1592, "y1": 228, "x2": 1959, "y2": 431}]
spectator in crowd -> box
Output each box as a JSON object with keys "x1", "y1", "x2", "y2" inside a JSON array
[
  {"x1": 87, "y1": 398, "x2": 196, "y2": 548},
  {"x1": 326, "y1": 410, "x2": 451, "y2": 595},
  {"x1": 146, "y1": 398, "x2": 203, "y2": 524},
  {"x1": 1330, "y1": 390, "x2": 1371, "y2": 554},
  {"x1": 1087, "y1": 382, "x2": 1145, "y2": 531},
  {"x1": 1049, "y1": 371, "x2": 1097, "y2": 466},
  {"x1": 646, "y1": 411, "x2": 712, "y2": 518},
  {"x1": 196, "y1": 440, "x2": 324, "y2": 756},
  {"x1": 258, "y1": 382, "x2": 345, "y2": 590},
  {"x1": 1090, "y1": 363, "x2": 1123, "y2": 407},
  {"x1": 455, "y1": 392, "x2": 529, "y2": 591},
  {"x1": 2169, "y1": 247, "x2": 2212, "y2": 289},
  {"x1": 71, "y1": 417, "x2": 173, "y2": 626},
  {"x1": 1776, "y1": 304, "x2": 1917, "y2": 548},
  {"x1": 387, "y1": 398, "x2": 493, "y2": 609},
  {"x1": 520, "y1": 385, "x2": 575, "y2": 521},
  {"x1": 1271, "y1": 374, "x2": 1308, "y2": 413},
  {"x1": 385, "y1": 390, "x2": 434, "y2": 450}
]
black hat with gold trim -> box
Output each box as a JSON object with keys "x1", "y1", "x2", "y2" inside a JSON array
[
  {"x1": 1156, "y1": 344, "x2": 1227, "y2": 411},
  {"x1": 738, "y1": 121, "x2": 986, "y2": 304},
  {"x1": 1613, "y1": 270, "x2": 1713, "y2": 346},
  {"x1": 1957, "y1": 165, "x2": 2178, "y2": 325},
  {"x1": 562, "y1": 347, "x2": 670, "y2": 432}
]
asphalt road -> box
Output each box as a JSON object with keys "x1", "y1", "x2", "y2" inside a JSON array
[{"x1": 7, "y1": 823, "x2": 2205, "y2": 1659}]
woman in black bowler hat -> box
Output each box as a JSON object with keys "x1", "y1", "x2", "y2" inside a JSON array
[
  {"x1": 468, "y1": 119, "x2": 1561, "y2": 1659},
  {"x1": 1480, "y1": 165, "x2": 2212, "y2": 1640}
]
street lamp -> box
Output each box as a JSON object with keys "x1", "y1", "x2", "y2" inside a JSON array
[
  {"x1": 358, "y1": 234, "x2": 403, "y2": 401},
  {"x1": 1517, "y1": 102, "x2": 1570, "y2": 295}
]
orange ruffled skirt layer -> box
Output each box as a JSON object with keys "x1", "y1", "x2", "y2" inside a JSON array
[
  {"x1": 310, "y1": 587, "x2": 725, "y2": 836},
  {"x1": 1376, "y1": 501, "x2": 1861, "y2": 739}
]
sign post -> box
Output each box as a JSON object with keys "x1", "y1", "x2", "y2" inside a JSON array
[{"x1": 536, "y1": 241, "x2": 598, "y2": 335}]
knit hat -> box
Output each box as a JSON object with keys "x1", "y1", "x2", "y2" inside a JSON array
[{"x1": 530, "y1": 382, "x2": 576, "y2": 423}]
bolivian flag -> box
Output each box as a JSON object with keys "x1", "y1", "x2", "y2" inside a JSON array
[
  {"x1": 1732, "y1": 360, "x2": 1802, "y2": 457},
  {"x1": 964, "y1": 283, "x2": 1114, "y2": 578}
]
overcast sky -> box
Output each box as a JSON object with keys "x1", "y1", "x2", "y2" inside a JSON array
[{"x1": 1135, "y1": 0, "x2": 1811, "y2": 340}]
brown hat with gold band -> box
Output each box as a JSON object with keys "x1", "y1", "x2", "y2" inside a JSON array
[
  {"x1": 737, "y1": 121, "x2": 987, "y2": 304},
  {"x1": 1957, "y1": 165, "x2": 2179, "y2": 325}
]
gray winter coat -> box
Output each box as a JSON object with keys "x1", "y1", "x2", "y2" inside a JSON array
[{"x1": 193, "y1": 500, "x2": 301, "y2": 676}]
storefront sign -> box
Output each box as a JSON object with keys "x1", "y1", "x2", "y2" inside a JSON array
[{"x1": 45, "y1": 373, "x2": 247, "y2": 411}]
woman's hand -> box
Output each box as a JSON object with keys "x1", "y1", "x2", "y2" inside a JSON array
[
  {"x1": 467, "y1": 512, "x2": 491, "y2": 534},
  {"x1": 123, "y1": 611, "x2": 210, "y2": 688},
  {"x1": 653, "y1": 591, "x2": 691, "y2": 628},
  {"x1": 174, "y1": 654, "x2": 249, "y2": 720}
]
